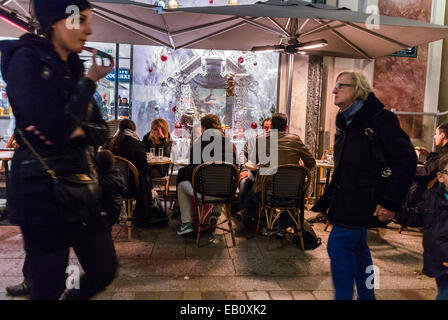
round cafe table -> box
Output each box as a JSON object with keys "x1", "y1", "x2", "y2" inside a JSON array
[
  {"x1": 146, "y1": 156, "x2": 171, "y2": 166},
  {"x1": 315, "y1": 160, "x2": 334, "y2": 190},
  {"x1": 244, "y1": 161, "x2": 259, "y2": 172},
  {"x1": 0, "y1": 150, "x2": 14, "y2": 188}
]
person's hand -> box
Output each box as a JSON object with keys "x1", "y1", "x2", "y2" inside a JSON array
[
  {"x1": 86, "y1": 50, "x2": 115, "y2": 83},
  {"x1": 374, "y1": 205, "x2": 395, "y2": 221},
  {"x1": 443, "y1": 262, "x2": 448, "y2": 268},
  {"x1": 415, "y1": 146, "x2": 430, "y2": 158},
  {"x1": 69, "y1": 126, "x2": 86, "y2": 139},
  {"x1": 239, "y1": 171, "x2": 249, "y2": 183}
]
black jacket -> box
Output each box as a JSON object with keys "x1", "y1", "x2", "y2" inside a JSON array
[
  {"x1": 179, "y1": 130, "x2": 237, "y2": 184},
  {"x1": 395, "y1": 185, "x2": 448, "y2": 278},
  {"x1": 313, "y1": 93, "x2": 417, "y2": 227},
  {"x1": 113, "y1": 135, "x2": 148, "y2": 179},
  {"x1": 0, "y1": 34, "x2": 108, "y2": 226},
  {"x1": 98, "y1": 169, "x2": 125, "y2": 226},
  {"x1": 404, "y1": 143, "x2": 448, "y2": 208}
]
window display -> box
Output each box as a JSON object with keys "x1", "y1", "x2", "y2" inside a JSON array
[{"x1": 132, "y1": 46, "x2": 279, "y2": 158}]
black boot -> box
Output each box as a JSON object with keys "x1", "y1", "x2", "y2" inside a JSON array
[{"x1": 6, "y1": 280, "x2": 31, "y2": 296}]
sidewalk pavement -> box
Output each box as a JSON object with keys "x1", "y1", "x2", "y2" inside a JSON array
[{"x1": 0, "y1": 210, "x2": 436, "y2": 300}]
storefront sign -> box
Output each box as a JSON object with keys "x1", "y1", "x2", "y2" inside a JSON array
[
  {"x1": 389, "y1": 46, "x2": 418, "y2": 58},
  {"x1": 106, "y1": 68, "x2": 131, "y2": 83}
]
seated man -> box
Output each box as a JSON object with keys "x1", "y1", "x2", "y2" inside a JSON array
[
  {"x1": 241, "y1": 113, "x2": 316, "y2": 229},
  {"x1": 238, "y1": 118, "x2": 271, "y2": 216},
  {"x1": 404, "y1": 122, "x2": 448, "y2": 208},
  {"x1": 176, "y1": 114, "x2": 237, "y2": 236}
]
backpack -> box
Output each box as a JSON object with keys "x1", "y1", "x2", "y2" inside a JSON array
[{"x1": 293, "y1": 221, "x2": 322, "y2": 250}]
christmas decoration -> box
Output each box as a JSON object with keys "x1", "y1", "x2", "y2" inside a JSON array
[
  {"x1": 172, "y1": 106, "x2": 177, "y2": 113},
  {"x1": 251, "y1": 122, "x2": 257, "y2": 129},
  {"x1": 209, "y1": 0, "x2": 213, "y2": 3},
  {"x1": 226, "y1": 74, "x2": 235, "y2": 97},
  {"x1": 148, "y1": 67, "x2": 153, "y2": 72},
  {"x1": 253, "y1": 62, "x2": 258, "y2": 66},
  {"x1": 237, "y1": 56, "x2": 244, "y2": 64},
  {"x1": 161, "y1": 54, "x2": 168, "y2": 62},
  {"x1": 175, "y1": 122, "x2": 182, "y2": 129}
]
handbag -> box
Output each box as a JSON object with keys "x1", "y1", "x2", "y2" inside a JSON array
[{"x1": 16, "y1": 127, "x2": 99, "y2": 213}]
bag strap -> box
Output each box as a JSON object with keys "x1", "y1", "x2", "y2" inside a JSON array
[{"x1": 16, "y1": 127, "x2": 58, "y2": 181}]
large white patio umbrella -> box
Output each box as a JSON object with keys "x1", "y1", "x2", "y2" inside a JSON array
[{"x1": 2, "y1": 0, "x2": 448, "y2": 121}]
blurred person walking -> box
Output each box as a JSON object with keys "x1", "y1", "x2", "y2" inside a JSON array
[{"x1": 0, "y1": 0, "x2": 117, "y2": 300}]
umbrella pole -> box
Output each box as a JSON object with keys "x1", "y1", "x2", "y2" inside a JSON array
[{"x1": 286, "y1": 54, "x2": 294, "y2": 129}]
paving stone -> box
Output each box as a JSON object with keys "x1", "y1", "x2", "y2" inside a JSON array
[
  {"x1": 183, "y1": 291, "x2": 202, "y2": 300},
  {"x1": 312, "y1": 290, "x2": 334, "y2": 300},
  {"x1": 297, "y1": 259, "x2": 331, "y2": 276},
  {"x1": 114, "y1": 242, "x2": 154, "y2": 259},
  {"x1": 199, "y1": 276, "x2": 281, "y2": 291},
  {"x1": 233, "y1": 258, "x2": 305, "y2": 276},
  {"x1": 0, "y1": 259, "x2": 21, "y2": 276},
  {"x1": 276, "y1": 276, "x2": 334, "y2": 291},
  {"x1": 112, "y1": 292, "x2": 135, "y2": 300},
  {"x1": 190, "y1": 259, "x2": 235, "y2": 276},
  {"x1": 118, "y1": 258, "x2": 163, "y2": 277},
  {"x1": 134, "y1": 292, "x2": 161, "y2": 300},
  {"x1": 151, "y1": 247, "x2": 185, "y2": 259},
  {"x1": 269, "y1": 290, "x2": 293, "y2": 300},
  {"x1": 160, "y1": 291, "x2": 184, "y2": 300},
  {"x1": 109, "y1": 276, "x2": 201, "y2": 292},
  {"x1": 228, "y1": 248, "x2": 262, "y2": 259},
  {"x1": 291, "y1": 291, "x2": 316, "y2": 300},
  {"x1": 91, "y1": 292, "x2": 114, "y2": 300},
  {"x1": 186, "y1": 247, "x2": 230, "y2": 259},
  {"x1": 225, "y1": 291, "x2": 248, "y2": 300},
  {"x1": 247, "y1": 291, "x2": 271, "y2": 300},
  {"x1": 162, "y1": 259, "x2": 197, "y2": 276},
  {"x1": 201, "y1": 291, "x2": 227, "y2": 300}
]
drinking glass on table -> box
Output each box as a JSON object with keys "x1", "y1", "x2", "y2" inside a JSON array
[
  {"x1": 158, "y1": 148, "x2": 164, "y2": 160},
  {"x1": 149, "y1": 147, "x2": 155, "y2": 160}
]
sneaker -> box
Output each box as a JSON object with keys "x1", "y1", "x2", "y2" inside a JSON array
[
  {"x1": 177, "y1": 222, "x2": 193, "y2": 236},
  {"x1": 6, "y1": 281, "x2": 31, "y2": 296}
]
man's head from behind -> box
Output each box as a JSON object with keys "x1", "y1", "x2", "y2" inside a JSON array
[{"x1": 271, "y1": 113, "x2": 288, "y2": 132}]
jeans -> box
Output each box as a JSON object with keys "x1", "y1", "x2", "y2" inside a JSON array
[
  {"x1": 177, "y1": 181, "x2": 225, "y2": 224},
  {"x1": 327, "y1": 225, "x2": 376, "y2": 300},
  {"x1": 21, "y1": 217, "x2": 117, "y2": 300},
  {"x1": 238, "y1": 171, "x2": 255, "y2": 211},
  {"x1": 436, "y1": 274, "x2": 448, "y2": 300}
]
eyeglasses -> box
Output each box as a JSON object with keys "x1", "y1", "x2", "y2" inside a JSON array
[{"x1": 334, "y1": 83, "x2": 354, "y2": 90}]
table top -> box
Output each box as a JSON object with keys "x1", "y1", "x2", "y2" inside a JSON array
[
  {"x1": 147, "y1": 156, "x2": 171, "y2": 165},
  {"x1": 0, "y1": 151, "x2": 14, "y2": 161},
  {"x1": 315, "y1": 160, "x2": 334, "y2": 169},
  {"x1": 173, "y1": 158, "x2": 189, "y2": 167}
]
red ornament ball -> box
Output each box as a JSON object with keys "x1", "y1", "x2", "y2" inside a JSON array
[
  {"x1": 161, "y1": 54, "x2": 168, "y2": 62},
  {"x1": 238, "y1": 56, "x2": 244, "y2": 64},
  {"x1": 175, "y1": 122, "x2": 182, "y2": 129},
  {"x1": 209, "y1": 0, "x2": 213, "y2": 3},
  {"x1": 253, "y1": 62, "x2": 258, "y2": 66},
  {"x1": 148, "y1": 67, "x2": 153, "y2": 72},
  {"x1": 172, "y1": 106, "x2": 177, "y2": 113},
  {"x1": 251, "y1": 122, "x2": 257, "y2": 129}
]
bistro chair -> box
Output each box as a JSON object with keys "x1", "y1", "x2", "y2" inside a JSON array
[
  {"x1": 106, "y1": 120, "x2": 121, "y2": 138},
  {"x1": 192, "y1": 162, "x2": 239, "y2": 247},
  {"x1": 256, "y1": 164, "x2": 310, "y2": 250},
  {"x1": 114, "y1": 156, "x2": 139, "y2": 241}
]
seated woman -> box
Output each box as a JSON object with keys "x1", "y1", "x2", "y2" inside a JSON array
[
  {"x1": 105, "y1": 119, "x2": 152, "y2": 227},
  {"x1": 142, "y1": 118, "x2": 172, "y2": 178},
  {"x1": 176, "y1": 114, "x2": 237, "y2": 236}
]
